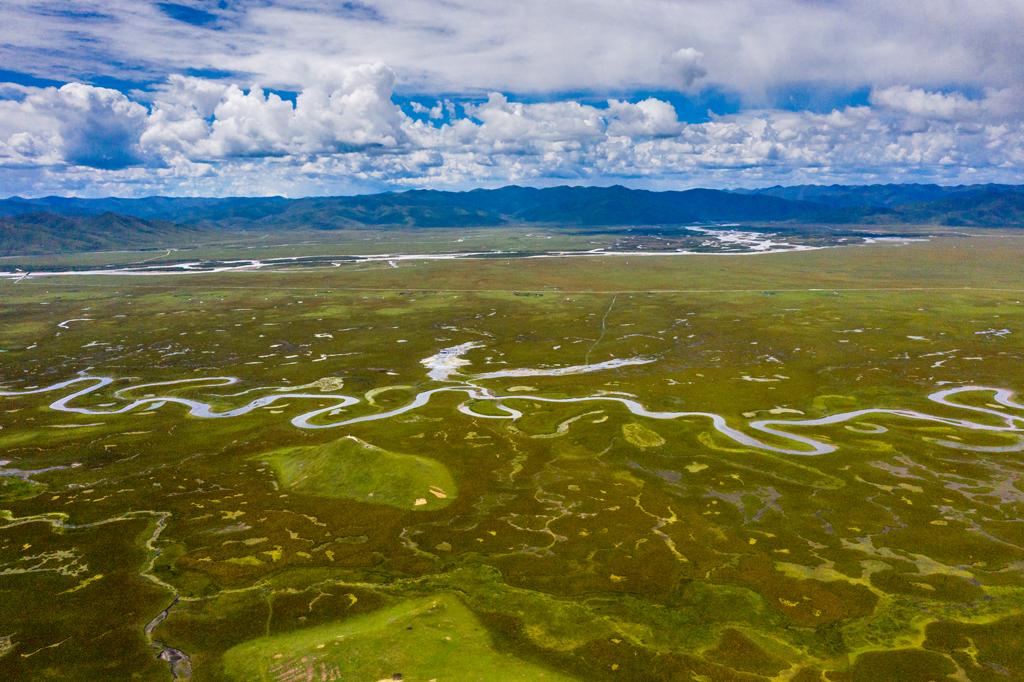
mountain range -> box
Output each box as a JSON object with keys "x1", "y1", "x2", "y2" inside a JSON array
[
  {"x1": 0, "y1": 211, "x2": 212, "y2": 256},
  {"x1": 2, "y1": 183, "x2": 1023, "y2": 255}
]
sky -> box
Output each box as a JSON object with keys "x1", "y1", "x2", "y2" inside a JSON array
[{"x1": 1, "y1": 0, "x2": 1023, "y2": 197}]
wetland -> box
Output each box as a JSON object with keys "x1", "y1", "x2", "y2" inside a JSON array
[{"x1": 1, "y1": 228, "x2": 1024, "y2": 681}]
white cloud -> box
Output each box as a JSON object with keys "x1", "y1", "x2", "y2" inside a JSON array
[
  {"x1": 0, "y1": 82, "x2": 149, "y2": 170},
  {"x1": 606, "y1": 99, "x2": 683, "y2": 138},
  {"x1": 410, "y1": 101, "x2": 444, "y2": 119},
  {"x1": 2, "y1": 1, "x2": 1024, "y2": 193},
  {"x1": 1, "y1": 68, "x2": 1023, "y2": 194},
  {"x1": 3, "y1": 2, "x2": 1024, "y2": 102},
  {"x1": 663, "y1": 48, "x2": 707, "y2": 88},
  {"x1": 870, "y1": 86, "x2": 979, "y2": 121},
  {"x1": 142, "y1": 63, "x2": 406, "y2": 161}
]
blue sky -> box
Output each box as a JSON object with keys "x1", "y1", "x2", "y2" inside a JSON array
[{"x1": 1, "y1": 0, "x2": 1023, "y2": 197}]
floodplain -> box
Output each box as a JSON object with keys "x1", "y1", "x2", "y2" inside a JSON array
[{"x1": 1, "y1": 226, "x2": 1023, "y2": 681}]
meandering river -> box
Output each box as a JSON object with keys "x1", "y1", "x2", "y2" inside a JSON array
[{"x1": 3, "y1": 370, "x2": 1021, "y2": 456}]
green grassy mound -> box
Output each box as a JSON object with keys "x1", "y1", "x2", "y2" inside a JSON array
[
  {"x1": 0, "y1": 477, "x2": 45, "y2": 501},
  {"x1": 622, "y1": 422, "x2": 665, "y2": 448},
  {"x1": 221, "y1": 593, "x2": 580, "y2": 682},
  {"x1": 259, "y1": 436, "x2": 456, "y2": 511}
]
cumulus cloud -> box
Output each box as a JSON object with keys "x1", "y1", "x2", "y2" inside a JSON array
[
  {"x1": 56, "y1": 84, "x2": 150, "y2": 169},
  {"x1": 143, "y1": 63, "x2": 405, "y2": 160},
  {"x1": 870, "y1": 86, "x2": 979, "y2": 121},
  {"x1": 0, "y1": 83, "x2": 148, "y2": 169},
  {"x1": 1, "y1": 67, "x2": 1023, "y2": 193},
  {"x1": 2, "y1": 2, "x2": 1024, "y2": 193},
  {"x1": 410, "y1": 101, "x2": 445, "y2": 119},
  {"x1": 663, "y1": 48, "x2": 707, "y2": 88},
  {"x1": 606, "y1": 99, "x2": 683, "y2": 138}
]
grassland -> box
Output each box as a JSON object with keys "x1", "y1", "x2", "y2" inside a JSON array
[
  {"x1": 1, "y1": 231, "x2": 1023, "y2": 681},
  {"x1": 222, "y1": 593, "x2": 579, "y2": 682},
  {"x1": 260, "y1": 436, "x2": 456, "y2": 511}
]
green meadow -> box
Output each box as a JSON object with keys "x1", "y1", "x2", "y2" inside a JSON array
[
  {"x1": 260, "y1": 436, "x2": 457, "y2": 511},
  {"x1": 1, "y1": 230, "x2": 1023, "y2": 681}
]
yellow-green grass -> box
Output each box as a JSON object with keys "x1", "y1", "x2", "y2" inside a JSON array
[
  {"x1": 221, "y1": 593, "x2": 580, "y2": 682},
  {"x1": 0, "y1": 478, "x2": 45, "y2": 501},
  {"x1": 258, "y1": 436, "x2": 456, "y2": 511},
  {"x1": 622, "y1": 422, "x2": 665, "y2": 447},
  {"x1": 3, "y1": 234, "x2": 1024, "y2": 681}
]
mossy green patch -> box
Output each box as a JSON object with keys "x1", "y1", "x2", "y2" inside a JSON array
[
  {"x1": 221, "y1": 593, "x2": 580, "y2": 682},
  {"x1": 259, "y1": 436, "x2": 456, "y2": 511},
  {"x1": 464, "y1": 399, "x2": 512, "y2": 417},
  {"x1": 703, "y1": 628, "x2": 790, "y2": 677},
  {"x1": 0, "y1": 477, "x2": 44, "y2": 501},
  {"x1": 622, "y1": 423, "x2": 665, "y2": 448},
  {"x1": 827, "y1": 648, "x2": 956, "y2": 682}
]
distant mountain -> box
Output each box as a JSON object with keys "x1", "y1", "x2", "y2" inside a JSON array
[
  {"x1": 3, "y1": 186, "x2": 824, "y2": 230},
  {"x1": 870, "y1": 191, "x2": 1024, "y2": 227},
  {"x1": 734, "y1": 183, "x2": 1024, "y2": 209},
  {"x1": 0, "y1": 196, "x2": 285, "y2": 221},
  {"x1": 444, "y1": 185, "x2": 821, "y2": 225},
  {"x1": 0, "y1": 211, "x2": 210, "y2": 255},
  {"x1": 224, "y1": 193, "x2": 508, "y2": 229},
  {"x1": 4, "y1": 184, "x2": 1024, "y2": 256}
]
